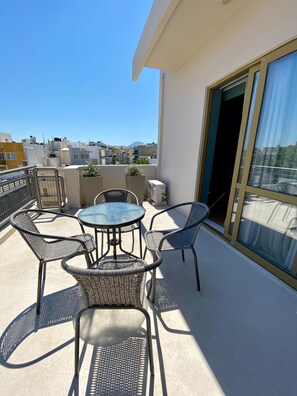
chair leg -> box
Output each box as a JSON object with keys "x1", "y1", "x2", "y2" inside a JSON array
[
  {"x1": 101, "y1": 230, "x2": 104, "y2": 256},
  {"x1": 191, "y1": 247, "x2": 200, "y2": 291},
  {"x1": 120, "y1": 229, "x2": 134, "y2": 255},
  {"x1": 143, "y1": 247, "x2": 147, "y2": 259},
  {"x1": 75, "y1": 315, "x2": 80, "y2": 376},
  {"x1": 89, "y1": 251, "x2": 95, "y2": 264},
  {"x1": 138, "y1": 307, "x2": 154, "y2": 375},
  {"x1": 131, "y1": 230, "x2": 135, "y2": 254},
  {"x1": 94, "y1": 229, "x2": 99, "y2": 261},
  {"x1": 75, "y1": 308, "x2": 88, "y2": 376},
  {"x1": 138, "y1": 223, "x2": 142, "y2": 259},
  {"x1": 181, "y1": 249, "x2": 185, "y2": 262},
  {"x1": 36, "y1": 260, "x2": 45, "y2": 315},
  {"x1": 148, "y1": 268, "x2": 157, "y2": 303}
]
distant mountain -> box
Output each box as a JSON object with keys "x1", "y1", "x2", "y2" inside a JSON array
[{"x1": 128, "y1": 141, "x2": 144, "y2": 148}]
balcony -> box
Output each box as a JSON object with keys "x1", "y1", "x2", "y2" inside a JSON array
[
  {"x1": 1, "y1": 200, "x2": 297, "y2": 395},
  {"x1": 0, "y1": 164, "x2": 158, "y2": 225}
]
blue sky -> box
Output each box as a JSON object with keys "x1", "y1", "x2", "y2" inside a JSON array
[{"x1": 0, "y1": 0, "x2": 158, "y2": 146}]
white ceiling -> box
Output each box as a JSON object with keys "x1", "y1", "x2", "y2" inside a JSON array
[{"x1": 133, "y1": 0, "x2": 247, "y2": 80}]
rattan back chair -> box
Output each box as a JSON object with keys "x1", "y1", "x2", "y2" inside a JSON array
[
  {"x1": 144, "y1": 202, "x2": 209, "y2": 300},
  {"x1": 61, "y1": 250, "x2": 162, "y2": 376},
  {"x1": 94, "y1": 188, "x2": 142, "y2": 258},
  {"x1": 10, "y1": 209, "x2": 95, "y2": 314}
]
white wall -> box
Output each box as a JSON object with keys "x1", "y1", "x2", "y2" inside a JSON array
[
  {"x1": 88, "y1": 146, "x2": 100, "y2": 163},
  {"x1": 159, "y1": 0, "x2": 297, "y2": 204},
  {"x1": 24, "y1": 144, "x2": 49, "y2": 166},
  {"x1": 63, "y1": 165, "x2": 157, "y2": 208},
  {"x1": 0, "y1": 133, "x2": 12, "y2": 142}
]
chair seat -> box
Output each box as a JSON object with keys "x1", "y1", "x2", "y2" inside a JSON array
[
  {"x1": 72, "y1": 233, "x2": 96, "y2": 253},
  {"x1": 145, "y1": 229, "x2": 191, "y2": 251},
  {"x1": 99, "y1": 224, "x2": 138, "y2": 234},
  {"x1": 43, "y1": 233, "x2": 96, "y2": 262}
]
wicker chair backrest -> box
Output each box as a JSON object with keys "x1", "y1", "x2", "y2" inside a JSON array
[
  {"x1": 94, "y1": 188, "x2": 138, "y2": 205},
  {"x1": 62, "y1": 258, "x2": 146, "y2": 308},
  {"x1": 12, "y1": 211, "x2": 48, "y2": 259},
  {"x1": 179, "y1": 202, "x2": 209, "y2": 245}
]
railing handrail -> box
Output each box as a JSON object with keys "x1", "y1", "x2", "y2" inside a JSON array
[
  {"x1": 250, "y1": 164, "x2": 297, "y2": 172},
  {"x1": 0, "y1": 173, "x2": 32, "y2": 192},
  {"x1": 0, "y1": 165, "x2": 36, "y2": 177}
]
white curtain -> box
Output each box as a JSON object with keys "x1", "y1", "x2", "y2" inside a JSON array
[
  {"x1": 239, "y1": 50, "x2": 297, "y2": 273},
  {"x1": 255, "y1": 52, "x2": 297, "y2": 150}
]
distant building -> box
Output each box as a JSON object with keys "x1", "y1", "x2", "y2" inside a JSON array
[
  {"x1": 98, "y1": 146, "x2": 133, "y2": 165},
  {"x1": 60, "y1": 148, "x2": 70, "y2": 166},
  {"x1": 0, "y1": 132, "x2": 13, "y2": 143},
  {"x1": 23, "y1": 143, "x2": 49, "y2": 167},
  {"x1": 69, "y1": 147, "x2": 89, "y2": 165},
  {"x1": 0, "y1": 141, "x2": 26, "y2": 170},
  {"x1": 134, "y1": 143, "x2": 157, "y2": 162}
]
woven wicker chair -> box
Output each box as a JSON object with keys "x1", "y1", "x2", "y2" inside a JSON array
[
  {"x1": 144, "y1": 202, "x2": 209, "y2": 300},
  {"x1": 61, "y1": 250, "x2": 162, "y2": 376},
  {"x1": 94, "y1": 188, "x2": 142, "y2": 258},
  {"x1": 10, "y1": 209, "x2": 96, "y2": 314}
]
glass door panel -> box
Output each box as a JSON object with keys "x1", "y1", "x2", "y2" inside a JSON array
[
  {"x1": 237, "y1": 72, "x2": 259, "y2": 183},
  {"x1": 228, "y1": 188, "x2": 239, "y2": 235},
  {"x1": 248, "y1": 51, "x2": 297, "y2": 196},
  {"x1": 238, "y1": 193, "x2": 297, "y2": 275},
  {"x1": 201, "y1": 40, "x2": 297, "y2": 288}
]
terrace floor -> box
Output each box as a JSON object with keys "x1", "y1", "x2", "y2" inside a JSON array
[{"x1": 1, "y1": 202, "x2": 297, "y2": 395}]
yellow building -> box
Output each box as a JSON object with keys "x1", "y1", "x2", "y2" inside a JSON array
[{"x1": 0, "y1": 142, "x2": 26, "y2": 170}]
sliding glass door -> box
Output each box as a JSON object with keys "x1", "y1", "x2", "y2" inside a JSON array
[{"x1": 201, "y1": 40, "x2": 297, "y2": 288}]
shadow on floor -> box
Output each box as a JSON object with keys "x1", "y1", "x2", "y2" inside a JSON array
[
  {"x1": 0, "y1": 284, "x2": 81, "y2": 368},
  {"x1": 1, "y1": 282, "x2": 163, "y2": 395}
]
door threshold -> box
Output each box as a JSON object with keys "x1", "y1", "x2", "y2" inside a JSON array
[{"x1": 205, "y1": 219, "x2": 224, "y2": 234}]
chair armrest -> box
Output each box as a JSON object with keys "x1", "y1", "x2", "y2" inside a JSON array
[
  {"x1": 63, "y1": 249, "x2": 162, "y2": 273},
  {"x1": 25, "y1": 209, "x2": 86, "y2": 233},
  {"x1": 145, "y1": 249, "x2": 162, "y2": 271},
  {"x1": 157, "y1": 217, "x2": 206, "y2": 250},
  {"x1": 22, "y1": 226, "x2": 88, "y2": 249},
  {"x1": 10, "y1": 210, "x2": 88, "y2": 250},
  {"x1": 148, "y1": 202, "x2": 194, "y2": 230}
]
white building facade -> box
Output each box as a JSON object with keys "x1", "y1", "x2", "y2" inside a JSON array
[
  {"x1": 0, "y1": 133, "x2": 12, "y2": 142},
  {"x1": 134, "y1": 0, "x2": 297, "y2": 288}
]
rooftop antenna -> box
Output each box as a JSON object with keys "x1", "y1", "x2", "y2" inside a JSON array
[{"x1": 42, "y1": 130, "x2": 46, "y2": 159}]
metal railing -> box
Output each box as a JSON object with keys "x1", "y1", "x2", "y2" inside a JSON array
[
  {"x1": 0, "y1": 166, "x2": 36, "y2": 226},
  {"x1": 33, "y1": 167, "x2": 66, "y2": 212}
]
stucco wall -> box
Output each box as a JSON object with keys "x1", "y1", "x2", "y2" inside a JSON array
[
  {"x1": 159, "y1": 0, "x2": 297, "y2": 204},
  {"x1": 63, "y1": 164, "x2": 157, "y2": 208}
]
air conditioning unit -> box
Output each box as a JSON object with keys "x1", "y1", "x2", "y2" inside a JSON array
[{"x1": 147, "y1": 180, "x2": 166, "y2": 205}]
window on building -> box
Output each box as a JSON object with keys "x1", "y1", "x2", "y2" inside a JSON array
[{"x1": 5, "y1": 152, "x2": 17, "y2": 160}]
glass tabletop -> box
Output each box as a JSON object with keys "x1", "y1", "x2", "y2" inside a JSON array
[{"x1": 78, "y1": 202, "x2": 145, "y2": 228}]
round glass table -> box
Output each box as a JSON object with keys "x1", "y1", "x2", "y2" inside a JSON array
[{"x1": 78, "y1": 202, "x2": 145, "y2": 260}]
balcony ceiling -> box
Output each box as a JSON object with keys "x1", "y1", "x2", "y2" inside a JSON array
[{"x1": 133, "y1": 0, "x2": 247, "y2": 80}]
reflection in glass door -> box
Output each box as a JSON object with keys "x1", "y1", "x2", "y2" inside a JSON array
[
  {"x1": 235, "y1": 50, "x2": 297, "y2": 277},
  {"x1": 201, "y1": 40, "x2": 297, "y2": 288}
]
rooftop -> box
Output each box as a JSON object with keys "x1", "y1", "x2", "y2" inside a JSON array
[{"x1": 1, "y1": 202, "x2": 297, "y2": 395}]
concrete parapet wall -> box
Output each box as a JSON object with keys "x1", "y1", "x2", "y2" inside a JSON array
[{"x1": 63, "y1": 164, "x2": 157, "y2": 208}]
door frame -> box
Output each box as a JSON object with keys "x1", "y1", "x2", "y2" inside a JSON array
[{"x1": 197, "y1": 38, "x2": 297, "y2": 290}]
